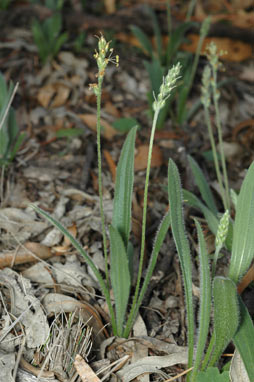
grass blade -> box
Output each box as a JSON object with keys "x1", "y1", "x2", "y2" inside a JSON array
[
  {"x1": 229, "y1": 161, "x2": 254, "y2": 283},
  {"x1": 112, "y1": 126, "x2": 137, "y2": 248},
  {"x1": 168, "y1": 159, "x2": 194, "y2": 376}
]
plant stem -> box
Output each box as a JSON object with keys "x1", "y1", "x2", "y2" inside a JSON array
[
  {"x1": 211, "y1": 72, "x2": 230, "y2": 210},
  {"x1": 96, "y1": 76, "x2": 110, "y2": 287},
  {"x1": 177, "y1": 17, "x2": 210, "y2": 124},
  {"x1": 166, "y1": 0, "x2": 172, "y2": 38},
  {"x1": 212, "y1": 246, "x2": 220, "y2": 279},
  {"x1": 189, "y1": 18, "x2": 210, "y2": 96},
  {"x1": 186, "y1": 0, "x2": 197, "y2": 21},
  {"x1": 203, "y1": 103, "x2": 227, "y2": 210},
  {"x1": 201, "y1": 332, "x2": 215, "y2": 370},
  {"x1": 123, "y1": 107, "x2": 160, "y2": 337}
]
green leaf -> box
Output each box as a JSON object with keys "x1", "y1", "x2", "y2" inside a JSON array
[
  {"x1": 0, "y1": 72, "x2": 8, "y2": 108},
  {"x1": 130, "y1": 25, "x2": 153, "y2": 57},
  {"x1": 109, "y1": 225, "x2": 131, "y2": 336},
  {"x1": 183, "y1": 189, "x2": 233, "y2": 252},
  {"x1": 56, "y1": 128, "x2": 84, "y2": 138},
  {"x1": 233, "y1": 296, "x2": 254, "y2": 381},
  {"x1": 31, "y1": 204, "x2": 117, "y2": 333},
  {"x1": 229, "y1": 161, "x2": 254, "y2": 283},
  {"x1": 123, "y1": 210, "x2": 171, "y2": 338},
  {"x1": 144, "y1": 58, "x2": 164, "y2": 97},
  {"x1": 9, "y1": 132, "x2": 26, "y2": 162},
  {"x1": 0, "y1": 0, "x2": 12, "y2": 10},
  {"x1": 45, "y1": 13, "x2": 62, "y2": 40},
  {"x1": 7, "y1": 108, "x2": 18, "y2": 142},
  {"x1": 209, "y1": 277, "x2": 239, "y2": 367},
  {"x1": 112, "y1": 126, "x2": 137, "y2": 247},
  {"x1": 168, "y1": 159, "x2": 194, "y2": 371},
  {"x1": 145, "y1": 5, "x2": 163, "y2": 59},
  {"x1": 191, "y1": 220, "x2": 211, "y2": 381},
  {"x1": 183, "y1": 189, "x2": 218, "y2": 235},
  {"x1": 53, "y1": 31, "x2": 68, "y2": 57},
  {"x1": 0, "y1": 74, "x2": 20, "y2": 164},
  {"x1": 196, "y1": 367, "x2": 230, "y2": 382},
  {"x1": 188, "y1": 155, "x2": 218, "y2": 215},
  {"x1": 166, "y1": 21, "x2": 195, "y2": 66},
  {"x1": 113, "y1": 118, "x2": 140, "y2": 134},
  {"x1": 32, "y1": 20, "x2": 49, "y2": 63}
]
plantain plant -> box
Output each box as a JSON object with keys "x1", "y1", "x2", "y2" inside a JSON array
[
  {"x1": 130, "y1": 3, "x2": 210, "y2": 127},
  {"x1": 0, "y1": 73, "x2": 26, "y2": 166},
  {"x1": 168, "y1": 158, "x2": 254, "y2": 381},
  {"x1": 32, "y1": 36, "x2": 181, "y2": 338},
  {"x1": 31, "y1": 35, "x2": 254, "y2": 381},
  {"x1": 32, "y1": 12, "x2": 68, "y2": 65}
]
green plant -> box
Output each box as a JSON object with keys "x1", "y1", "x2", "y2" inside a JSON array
[
  {"x1": 32, "y1": 12, "x2": 68, "y2": 65},
  {"x1": 73, "y1": 31, "x2": 87, "y2": 54},
  {"x1": 181, "y1": 43, "x2": 233, "y2": 250},
  {"x1": 32, "y1": 36, "x2": 181, "y2": 338},
  {"x1": 201, "y1": 42, "x2": 230, "y2": 210},
  {"x1": 168, "y1": 159, "x2": 254, "y2": 382},
  {"x1": 0, "y1": 0, "x2": 12, "y2": 9},
  {"x1": 29, "y1": 0, "x2": 65, "y2": 11},
  {"x1": 113, "y1": 117, "x2": 140, "y2": 134},
  {"x1": 0, "y1": 74, "x2": 26, "y2": 166},
  {"x1": 130, "y1": 3, "x2": 210, "y2": 127}
]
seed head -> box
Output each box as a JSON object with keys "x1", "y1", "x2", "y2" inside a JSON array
[
  {"x1": 216, "y1": 210, "x2": 230, "y2": 249},
  {"x1": 153, "y1": 63, "x2": 181, "y2": 112}
]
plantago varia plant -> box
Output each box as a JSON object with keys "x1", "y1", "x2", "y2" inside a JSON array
[
  {"x1": 0, "y1": 73, "x2": 26, "y2": 167},
  {"x1": 32, "y1": 35, "x2": 181, "y2": 338},
  {"x1": 183, "y1": 43, "x2": 233, "y2": 251},
  {"x1": 167, "y1": 41, "x2": 254, "y2": 381},
  {"x1": 168, "y1": 159, "x2": 254, "y2": 381}
]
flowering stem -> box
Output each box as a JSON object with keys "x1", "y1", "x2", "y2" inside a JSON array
[
  {"x1": 211, "y1": 69, "x2": 230, "y2": 210},
  {"x1": 124, "y1": 107, "x2": 160, "y2": 337},
  {"x1": 96, "y1": 76, "x2": 110, "y2": 287},
  {"x1": 204, "y1": 102, "x2": 226, "y2": 209},
  {"x1": 124, "y1": 63, "x2": 181, "y2": 337}
]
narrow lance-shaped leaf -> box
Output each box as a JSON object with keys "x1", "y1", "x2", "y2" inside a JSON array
[
  {"x1": 168, "y1": 159, "x2": 194, "y2": 374},
  {"x1": 183, "y1": 189, "x2": 219, "y2": 234},
  {"x1": 130, "y1": 25, "x2": 153, "y2": 57},
  {"x1": 233, "y1": 296, "x2": 254, "y2": 381},
  {"x1": 188, "y1": 155, "x2": 218, "y2": 215},
  {"x1": 183, "y1": 189, "x2": 233, "y2": 251},
  {"x1": 123, "y1": 210, "x2": 171, "y2": 337},
  {"x1": 109, "y1": 225, "x2": 131, "y2": 336},
  {"x1": 146, "y1": 5, "x2": 163, "y2": 59},
  {"x1": 196, "y1": 367, "x2": 230, "y2": 382},
  {"x1": 112, "y1": 126, "x2": 137, "y2": 248},
  {"x1": 191, "y1": 220, "x2": 211, "y2": 381},
  {"x1": 229, "y1": 161, "x2": 254, "y2": 283},
  {"x1": 31, "y1": 204, "x2": 117, "y2": 333},
  {"x1": 209, "y1": 277, "x2": 239, "y2": 367}
]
